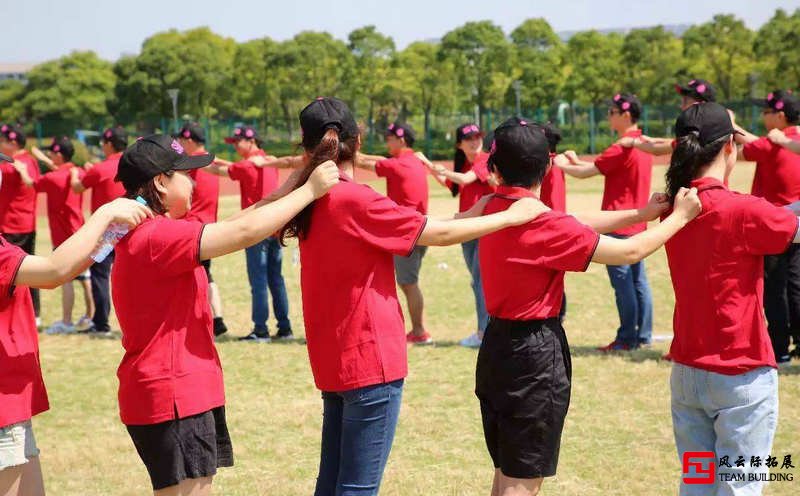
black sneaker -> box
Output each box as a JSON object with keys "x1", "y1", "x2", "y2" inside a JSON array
[
  {"x1": 238, "y1": 330, "x2": 271, "y2": 343},
  {"x1": 273, "y1": 328, "x2": 294, "y2": 341},
  {"x1": 777, "y1": 354, "x2": 792, "y2": 367},
  {"x1": 213, "y1": 317, "x2": 228, "y2": 337}
]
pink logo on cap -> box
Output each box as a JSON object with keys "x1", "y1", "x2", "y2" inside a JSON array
[
  {"x1": 388, "y1": 124, "x2": 395, "y2": 131},
  {"x1": 234, "y1": 128, "x2": 242, "y2": 136},
  {"x1": 689, "y1": 79, "x2": 696, "y2": 85},
  {"x1": 316, "y1": 97, "x2": 324, "y2": 100},
  {"x1": 171, "y1": 140, "x2": 184, "y2": 154},
  {"x1": 182, "y1": 130, "x2": 191, "y2": 138},
  {"x1": 0, "y1": 125, "x2": 6, "y2": 132},
  {"x1": 8, "y1": 132, "x2": 16, "y2": 140},
  {"x1": 767, "y1": 93, "x2": 774, "y2": 101},
  {"x1": 520, "y1": 120, "x2": 527, "y2": 126},
  {"x1": 53, "y1": 144, "x2": 61, "y2": 152},
  {"x1": 396, "y1": 128, "x2": 404, "y2": 137},
  {"x1": 613, "y1": 94, "x2": 621, "y2": 102},
  {"x1": 463, "y1": 124, "x2": 480, "y2": 134},
  {"x1": 621, "y1": 102, "x2": 631, "y2": 110},
  {"x1": 244, "y1": 128, "x2": 254, "y2": 138},
  {"x1": 775, "y1": 100, "x2": 785, "y2": 110},
  {"x1": 696, "y1": 84, "x2": 706, "y2": 94},
  {"x1": 489, "y1": 140, "x2": 497, "y2": 154},
  {"x1": 105, "y1": 130, "x2": 113, "y2": 138}
]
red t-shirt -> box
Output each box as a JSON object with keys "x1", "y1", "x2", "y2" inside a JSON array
[
  {"x1": 743, "y1": 126, "x2": 800, "y2": 206},
  {"x1": 594, "y1": 129, "x2": 653, "y2": 236},
  {"x1": 299, "y1": 172, "x2": 427, "y2": 392},
  {"x1": 81, "y1": 152, "x2": 125, "y2": 213},
  {"x1": 186, "y1": 151, "x2": 220, "y2": 224},
  {"x1": 0, "y1": 151, "x2": 40, "y2": 234},
  {"x1": 540, "y1": 158, "x2": 567, "y2": 212},
  {"x1": 452, "y1": 152, "x2": 495, "y2": 213},
  {"x1": 665, "y1": 177, "x2": 798, "y2": 375},
  {"x1": 0, "y1": 236, "x2": 49, "y2": 427},
  {"x1": 112, "y1": 217, "x2": 224, "y2": 425},
  {"x1": 228, "y1": 150, "x2": 276, "y2": 209},
  {"x1": 375, "y1": 149, "x2": 429, "y2": 215},
  {"x1": 479, "y1": 186, "x2": 599, "y2": 320},
  {"x1": 35, "y1": 163, "x2": 85, "y2": 247}
]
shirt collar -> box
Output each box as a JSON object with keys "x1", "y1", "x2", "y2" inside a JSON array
[
  {"x1": 494, "y1": 185, "x2": 538, "y2": 199},
  {"x1": 690, "y1": 176, "x2": 727, "y2": 193},
  {"x1": 622, "y1": 128, "x2": 643, "y2": 138}
]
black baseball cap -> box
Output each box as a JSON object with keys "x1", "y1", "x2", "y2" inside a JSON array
[
  {"x1": 675, "y1": 79, "x2": 717, "y2": 103},
  {"x1": 101, "y1": 126, "x2": 128, "y2": 148},
  {"x1": 456, "y1": 123, "x2": 483, "y2": 142},
  {"x1": 606, "y1": 93, "x2": 642, "y2": 119},
  {"x1": 42, "y1": 136, "x2": 75, "y2": 159},
  {"x1": 116, "y1": 134, "x2": 215, "y2": 192},
  {"x1": 675, "y1": 102, "x2": 741, "y2": 146},
  {"x1": 299, "y1": 97, "x2": 359, "y2": 148},
  {"x1": 385, "y1": 122, "x2": 415, "y2": 146},
  {"x1": 174, "y1": 122, "x2": 206, "y2": 143},
  {"x1": 751, "y1": 90, "x2": 800, "y2": 122},
  {"x1": 487, "y1": 117, "x2": 550, "y2": 171},
  {"x1": 0, "y1": 124, "x2": 26, "y2": 146},
  {"x1": 224, "y1": 125, "x2": 261, "y2": 144}
]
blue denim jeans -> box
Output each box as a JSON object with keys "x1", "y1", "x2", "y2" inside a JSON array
[
  {"x1": 244, "y1": 237, "x2": 290, "y2": 332},
  {"x1": 605, "y1": 235, "x2": 653, "y2": 346},
  {"x1": 315, "y1": 380, "x2": 404, "y2": 496},
  {"x1": 461, "y1": 239, "x2": 489, "y2": 332},
  {"x1": 671, "y1": 363, "x2": 778, "y2": 496}
]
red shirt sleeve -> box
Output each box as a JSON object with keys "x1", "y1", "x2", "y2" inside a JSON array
[
  {"x1": 345, "y1": 188, "x2": 427, "y2": 256},
  {"x1": 81, "y1": 166, "x2": 100, "y2": 188},
  {"x1": 227, "y1": 162, "x2": 244, "y2": 182},
  {"x1": 0, "y1": 240, "x2": 26, "y2": 298},
  {"x1": 516, "y1": 213, "x2": 599, "y2": 272},
  {"x1": 374, "y1": 158, "x2": 396, "y2": 179},
  {"x1": 147, "y1": 219, "x2": 204, "y2": 277},
  {"x1": 594, "y1": 144, "x2": 625, "y2": 175},
  {"x1": 740, "y1": 197, "x2": 798, "y2": 255},
  {"x1": 742, "y1": 137, "x2": 772, "y2": 163}
]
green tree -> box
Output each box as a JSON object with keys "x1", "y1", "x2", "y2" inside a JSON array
[
  {"x1": 563, "y1": 31, "x2": 623, "y2": 105},
  {"x1": 510, "y1": 18, "x2": 564, "y2": 111},
  {"x1": 753, "y1": 8, "x2": 800, "y2": 91},
  {"x1": 346, "y1": 26, "x2": 395, "y2": 138},
  {"x1": 0, "y1": 79, "x2": 27, "y2": 124}
]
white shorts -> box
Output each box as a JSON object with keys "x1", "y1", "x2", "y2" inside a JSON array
[{"x1": 0, "y1": 420, "x2": 39, "y2": 470}]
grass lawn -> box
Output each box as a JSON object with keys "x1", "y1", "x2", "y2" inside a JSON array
[{"x1": 32, "y1": 162, "x2": 800, "y2": 495}]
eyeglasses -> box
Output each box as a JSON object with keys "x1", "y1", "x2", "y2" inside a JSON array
[
  {"x1": 607, "y1": 109, "x2": 621, "y2": 116},
  {"x1": 761, "y1": 109, "x2": 777, "y2": 115}
]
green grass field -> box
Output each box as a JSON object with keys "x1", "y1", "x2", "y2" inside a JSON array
[{"x1": 32, "y1": 162, "x2": 800, "y2": 495}]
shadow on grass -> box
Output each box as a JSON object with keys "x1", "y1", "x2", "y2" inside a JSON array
[{"x1": 570, "y1": 345, "x2": 667, "y2": 363}]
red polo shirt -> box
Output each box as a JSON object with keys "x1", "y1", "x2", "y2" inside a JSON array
[
  {"x1": 452, "y1": 151, "x2": 494, "y2": 212},
  {"x1": 186, "y1": 150, "x2": 220, "y2": 224},
  {"x1": 479, "y1": 186, "x2": 599, "y2": 320},
  {"x1": 228, "y1": 150, "x2": 274, "y2": 209},
  {"x1": 665, "y1": 177, "x2": 798, "y2": 375},
  {"x1": 0, "y1": 236, "x2": 49, "y2": 427},
  {"x1": 81, "y1": 152, "x2": 125, "y2": 212},
  {"x1": 112, "y1": 217, "x2": 224, "y2": 425},
  {"x1": 743, "y1": 126, "x2": 800, "y2": 206},
  {"x1": 540, "y1": 157, "x2": 567, "y2": 212},
  {"x1": 0, "y1": 151, "x2": 40, "y2": 234},
  {"x1": 299, "y1": 172, "x2": 427, "y2": 392},
  {"x1": 34, "y1": 163, "x2": 85, "y2": 247},
  {"x1": 594, "y1": 129, "x2": 653, "y2": 235},
  {"x1": 375, "y1": 149, "x2": 429, "y2": 215}
]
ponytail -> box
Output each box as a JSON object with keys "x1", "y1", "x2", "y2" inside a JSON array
[
  {"x1": 450, "y1": 148, "x2": 466, "y2": 196},
  {"x1": 666, "y1": 133, "x2": 729, "y2": 199}
]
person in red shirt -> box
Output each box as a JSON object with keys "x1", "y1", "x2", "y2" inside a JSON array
[
  {"x1": 208, "y1": 126, "x2": 291, "y2": 341},
  {"x1": 420, "y1": 123, "x2": 496, "y2": 348},
  {"x1": 69, "y1": 126, "x2": 128, "y2": 334},
  {"x1": 279, "y1": 98, "x2": 546, "y2": 496},
  {"x1": 541, "y1": 124, "x2": 569, "y2": 323},
  {"x1": 356, "y1": 122, "x2": 433, "y2": 344},
  {"x1": 664, "y1": 102, "x2": 800, "y2": 493},
  {"x1": 476, "y1": 117, "x2": 700, "y2": 496},
  {"x1": 732, "y1": 91, "x2": 800, "y2": 364},
  {"x1": 111, "y1": 134, "x2": 338, "y2": 494},
  {"x1": 0, "y1": 170, "x2": 151, "y2": 496},
  {"x1": 557, "y1": 93, "x2": 655, "y2": 351},
  {"x1": 0, "y1": 125, "x2": 41, "y2": 324},
  {"x1": 12, "y1": 136, "x2": 94, "y2": 334},
  {"x1": 175, "y1": 123, "x2": 229, "y2": 338}
]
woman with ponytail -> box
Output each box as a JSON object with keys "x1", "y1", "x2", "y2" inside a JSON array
[
  {"x1": 282, "y1": 98, "x2": 547, "y2": 495},
  {"x1": 663, "y1": 102, "x2": 800, "y2": 495}
]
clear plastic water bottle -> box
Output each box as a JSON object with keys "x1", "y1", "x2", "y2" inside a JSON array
[
  {"x1": 292, "y1": 247, "x2": 300, "y2": 267},
  {"x1": 90, "y1": 196, "x2": 147, "y2": 263}
]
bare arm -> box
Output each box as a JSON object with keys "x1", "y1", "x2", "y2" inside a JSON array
[
  {"x1": 249, "y1": 154, "x2": 306, "y2": 169},
  {"x1": 12, "y1": 161, "x2": 35, "y2": 187},
  {"x1": 355, "y1": 153, "x2": 379, "y2": 172},
  {"x1": 557, "y1": 151, "x2": 601, "y2": 179},
  {"x1": 15, "y1": 199, "x2": 153, "y2": 288},
  {"x1": 573, "y1": 193, "x2": 670, "y2": 234},
  {"x1": 30, "y1": 146, "x2": 57, "y2": 171},
  {"x1": 206, "y1": 162, "x2": 230, "y2": 177},
  {"x1": 617, "y1": 136, "x2": 673, "y2": 156},
  {"x1": 768, "y1": 128, "x2": 800, "y2": 155},
  {"x1": 70, "y1": 167, "x2": 87, "y2": 193}
]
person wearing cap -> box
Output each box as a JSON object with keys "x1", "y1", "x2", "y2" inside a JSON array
[
  {"x1": 208, "y1": 126, "x2": 291, "y2": 341},
  {"x1": 70, "y1": 126, "x2": 128, "y2": 334},
  {"x1": 278, "y1": 97, "x2": 548, "y2": 495},
  {"x1": 663, "y1": 102, "x2": 800, "y2": 493},
  {"x1": 0, "y1": 125, "x2": 42, "y2": 325},
  {"x1": 419, "y1": 123, "x2": 495, "y2": 348},
  {"x1": 0, "y1": 175, "x2": 151, "y2": 496},
  {"x1": 619, "y1": 79, "x2": 720, "y2": 156},
  {"x1": 541, "y1": 123, "x2": 570, "y2": 323},
  {"x1": 355, "y1": 121, "x2": 432, "y2": 344},
  {"x1": 732, "y1": 90, "x2": 800, "y2": 364},
  {"x1": 110, "y1": 134, "x2": 338, "y2": 494},
  {"x1": 175, "y1": 122, "x2": 229, "y2": 338},
  {"x1": 476, "y1": 117, "x2": 700, "y2": 496},
  {"x1": 557, "y1": 93, "x2": 655, "y2": 352},
  {"x1": 12, "y1": 136, "x2": 94, "y2": 334}
]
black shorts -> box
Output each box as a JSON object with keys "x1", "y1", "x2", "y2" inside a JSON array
[
  {"x1": 201, "y1": 259, "x2": 214, "y2": 283},
  {"x1": 475, "y1": 317, "x2": 572, "y2": 479},
  {"x1": 126, "y1": 406, "x2": 233, "y2": 490}
]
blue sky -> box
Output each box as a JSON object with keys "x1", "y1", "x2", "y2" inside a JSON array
[{"x1": 6, "y1": 0, "x2": 799, "y2": 63}]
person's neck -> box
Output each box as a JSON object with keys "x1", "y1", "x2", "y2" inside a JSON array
[
  {"x1": 615, "y1": 123, "x2": 638, "y2": 136},
  {"x1": 499, "y1": 182, "x2": 541, "y2": 197},
  {"x1": 11, "y1": 149, "x2": 24, "y2": 157},
  {"x1": 243, "y1": 148, "x2": 261, "y2": 159},
  {"x1": 391, "y1": 147, "x2": 411, "y2": 157},
  {"x1": 339, "y1": 161, "x2": 355, "y2": 178},
  {"x1": 697, "y1": 159, "x2": 727, "y2": 184},
  {"x1": 465, "y1": 150, "x2": 479, "y2": 163}
]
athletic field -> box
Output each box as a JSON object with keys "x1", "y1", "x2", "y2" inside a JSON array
[{"x1": 33, "y1": 161, "x2": 800, "y2": 495}]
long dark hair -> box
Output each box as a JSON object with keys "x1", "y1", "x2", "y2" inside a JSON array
[
  {"x1": 125, "y1": 170, "x2": 173, "y2": 215},
  {"x1": 666, "y1": 133, "x2": 729, "y2": 199},
  {"x1": 279, "y1": 128, "x2": 358, "y2": 243},
  {"x1": 450, "y1": 148, "x2": 466, "y2": 196}
]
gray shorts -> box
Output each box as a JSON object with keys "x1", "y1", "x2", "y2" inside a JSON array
[
  {"x1": 394, "y1": 245, "x2": 428, "y2": 285},
  {"x1": 0, "y1": 420, "x2": 40, "y2": 470}
]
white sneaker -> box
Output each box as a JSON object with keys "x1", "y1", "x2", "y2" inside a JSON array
[
  {"x1": 45, "y1": 321, "x2": 76, "y2": 335},
  {"x1": 75, "y1": 315, "x2": 93, "y2": 332},
  {"x1": 459, "y1": 332, "x2": 483, "y2": 348}
]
